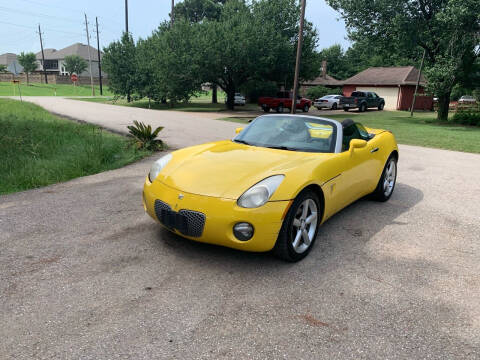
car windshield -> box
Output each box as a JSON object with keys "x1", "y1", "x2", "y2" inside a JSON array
[{"x1": 234, "y1": 115, "x2": 337, "y2": 153}]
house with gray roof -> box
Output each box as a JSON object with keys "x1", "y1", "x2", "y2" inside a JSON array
[
  {"x1": 0, "y1": 53, "x2": 17, "y2": 67},
  {"x1": 35, "y1": 43, "x2": 102, "y2": 77},
  {"x1": 342, "y1": 66, "x2": 433, "y2": 110}
]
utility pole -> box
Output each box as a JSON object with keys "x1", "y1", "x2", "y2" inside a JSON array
[
  {"x1": 171, "y1": 0, "x2": 174, "y2": 26},
  {"x1": 410, "y1": 49, "x2": 426, "y2": 117},
  {"x1": 38, "y1": 24, "x2": 48, "y2": 84},
  {"x1": 84, "y1": 13, "x2": 95, "y2": 96},
  {"x1": 125, "y1": 0, "x2": 129, "y2": 33},
  {"x1": 291, "y1": 0, "x2": 306, "y2": 114},
  {"x1": 95, "y1": 17, "x2": 103, "y2": 96}
]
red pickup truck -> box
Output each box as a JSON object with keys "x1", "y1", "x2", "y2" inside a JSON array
[{"x1": 258, "y1": 92, "x2": 312, "y2": 113}]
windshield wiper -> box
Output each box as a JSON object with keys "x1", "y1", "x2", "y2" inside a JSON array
[{"x1": 265, "y1": 145, "x2": 297, "y2": 151}]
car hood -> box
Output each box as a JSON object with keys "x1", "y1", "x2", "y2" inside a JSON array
[{"x1": 158, "y1": 141, "x2": 326, "y2": 199}]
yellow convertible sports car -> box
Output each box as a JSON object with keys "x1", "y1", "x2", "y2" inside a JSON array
[{"x1": 143, "y1": 115, "x2": 398, "y2": 262}]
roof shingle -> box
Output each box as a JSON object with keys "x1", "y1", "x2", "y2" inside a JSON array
[
  {"x1": 35, "y1": 43, "x2": 101, "y2": 61},
  {"x1": 302, "y1": 74, "x2": 343, "y2": 87},
  {"x1": 343, "y1": 66, "x2": 426, "y2": 86}
]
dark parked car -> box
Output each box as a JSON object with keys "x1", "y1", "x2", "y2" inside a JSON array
[{"x1": 340, "y1": 91, "x2": 385, "y2": 112}]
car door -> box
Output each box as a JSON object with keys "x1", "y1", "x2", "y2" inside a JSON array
[
  {"x1": 372, "y1": 92, "x2": 381, "y2": 107},
  {"x1": 366, "y1": 92, "x2": 375, "y2": 108},
  {"x1": 337, "y1": 123, "x2": 379, "y2": 205}
]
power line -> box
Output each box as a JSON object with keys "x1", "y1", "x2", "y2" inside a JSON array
[
  {"x1": 95, "y1": 17, "x2": 103, "y2": 95},
  {"x1": 38, "y1": 24, "x2": 48, "y2": 84},
  {"x1": 84, "y1": 13, "x2": 95, "y2": 96},
  {"x1": 0, "y1": 5, "x2": 81, "y2": 24},
  {"x1": 0, "y1": 20, "x2": 83, "y2": 36},
  {"x1": 125, "y1": 0, "x2": 128, "y2": 33},
  {"x1": 14, "y1": 0, "x2": 124, "y2": 27}
]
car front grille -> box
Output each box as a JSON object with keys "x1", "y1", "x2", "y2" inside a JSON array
[{"x1": 154, "y1": 200, "x2": 206, "y2": 238}]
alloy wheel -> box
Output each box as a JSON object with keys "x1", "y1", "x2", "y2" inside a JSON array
[
  {"x1": 383, "y1": 159, "x2": 397, "y2": 197},
  {"x1": 291, "y1": 198, "x2": 318, "y2": 254}
]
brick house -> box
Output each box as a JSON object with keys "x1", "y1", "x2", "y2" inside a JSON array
[{"x1": 342, "y1": 66, "x2": 433, "y2": 110}]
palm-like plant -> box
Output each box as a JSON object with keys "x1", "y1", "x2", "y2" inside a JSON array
[{"x1": 127, "y1": 121, "x2": 165, "y2": 151}]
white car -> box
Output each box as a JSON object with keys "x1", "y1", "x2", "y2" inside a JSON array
[
  {"x1": 227, "y1": 93, "x2": 245, "y2": 106},
  {"x1": 314, "y1": 95, "x2": 343, "y2": 110},
  {"x1": 458, "y1": 95, "x2": 476, "y2": 104}
]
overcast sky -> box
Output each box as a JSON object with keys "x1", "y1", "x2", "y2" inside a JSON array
[{"x1": 0, "y1": 0, "x2": 349, "y2": 55}]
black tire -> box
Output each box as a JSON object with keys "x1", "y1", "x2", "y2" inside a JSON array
[
  {"x1": 359, "y1": 103, "x2": 367, "y2": 112},
  {"x1": 378, "y1": 102, "x2": 384, "y2": 111},
  {"x1": 332, "y1": 103, "x2": 337, "y2": 110},
  {"x1": 276, "y1": 103, "x2": 284, "y2": 113},
  {"x1": 371, "y1": 155, "x2": 397, "y2": 202},
  {"x1": 343, "y1": 108, "x2": 349, "y2": 112},
  {"x1": 303, "y1": 105, "x2": 309, "y2": 112},
  {"x1": 263, "y1": 107, "x2": 270, "y2": 113},
  {"x1": 273, "y1": 190, "x2": 321, "y2": 262},
  {"x1": 316, "y1": 107, "x2": 322, "y2": 111}
]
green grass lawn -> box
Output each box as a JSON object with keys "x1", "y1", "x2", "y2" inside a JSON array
[
  {"x1": 220, "y1": 110, "x2": 480, "y2": 153},
  {"x1": 0, "y1": 98, "x2": 151, "y2": 195},
  {"x1": 332, "y1": 111, "x2": 480, "y2": 153},
  {"x1": 72, "y1": 89, "x2": 260, "y2": 112},
  {"x1": 0, "y1": 81, "x2": 113, "y2": 96}
]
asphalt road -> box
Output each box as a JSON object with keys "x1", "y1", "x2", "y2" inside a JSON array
[{"x1": 1, "y1": 98, "x2": 480, "y2": 359}]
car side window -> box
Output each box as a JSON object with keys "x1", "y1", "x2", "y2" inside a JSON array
[
  {"x1": 342, "y1": 122, "x2": 370, "y2": 151},
  {"x1": 355, "y1": 123, "x2": 370, "y2": 140},
  {"x1": 367, "y1": 92, "x2": 373, "y2": 98}
]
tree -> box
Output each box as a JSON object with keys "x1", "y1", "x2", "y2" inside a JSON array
[
  {"x1": 174, "y1": 0, "x2": 225, "y2": 23},
  {"x1": 139, "y1": 21, "x2": 204, "y2": 105},
  {"x1": 63, "y1": 55, "x2": 88, "y2": 76},
  {"x1": 173, "y1": 0, "x2": 227, "y2": 103},
  {"x1": 135, "y1": 38, "x2": 160, "y2": 106},
  {"x1": 102, "y1": 32, "x2": 137, "y2": 102},
  {"x1": 0, "y1": 64, "x2": 6, "y2": 73},
  {"x1": 17, "y1": 52, "x2": 37, "y2": 85},
  {"x1": 251, "y1": 0, "x2": 321, "y2": 90},
  {"x1": 327, "y1": 0, "x2": 480, "y2": 121},
  {"x1": 198, "y1": 0, "x2": 320, "y2": 109}
]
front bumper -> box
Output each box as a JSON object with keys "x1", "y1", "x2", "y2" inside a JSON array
[
  {"x1": 314, "y1": 102, "x2": 330, "y2": 108},
  {"x1": 143, "y1": 179, "x2": 289, "y2": 252}
]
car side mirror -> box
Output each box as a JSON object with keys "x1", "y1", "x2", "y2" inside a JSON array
[
  {"x1": 235, "y1": 127, "x2": 244, "y2": 134},
  {"x1": 349, "y1": 139, "x2": 367, "y2": 153}
]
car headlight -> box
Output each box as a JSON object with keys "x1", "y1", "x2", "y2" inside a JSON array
[
  {"x1": 237, "y1": 175, "x2": 285, "y2": 208},
  {"x1": 148, "y1": 153, "x2": 172, "y2": 182}
]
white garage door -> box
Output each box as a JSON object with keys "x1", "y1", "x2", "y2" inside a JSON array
[{"x1": 356, "y1": 86, "x2": 399, "y2": 110}]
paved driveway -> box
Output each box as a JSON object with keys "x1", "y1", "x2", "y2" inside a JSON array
[{"x1": 1, "y1": 98, "x2": 480, "y2": 359}]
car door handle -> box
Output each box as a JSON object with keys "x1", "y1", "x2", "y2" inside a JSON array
[{"x1": 370, "y1": 147, "x2": 379, "y2": 153}]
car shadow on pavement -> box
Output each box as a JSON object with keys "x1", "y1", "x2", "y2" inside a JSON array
[
  {"x1": 154, "y1": 182, "x2": 424, "y2": 268},
  {"x1": 149, "y1": 183, "x2": 480, "y2": 358}
]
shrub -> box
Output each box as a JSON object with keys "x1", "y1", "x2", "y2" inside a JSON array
[
  {"x1": 127, "y1": 120, "x2": 166, "y2": 151},
  {"x1": 472, "y1": 89, "x2": 480, "y2": 102},
  {"x1": 451, "y1": 108, "x2": 480, "y2": 126},
  {"x1": 305, "y1": 86, "x2": 342, "y2": 100}
]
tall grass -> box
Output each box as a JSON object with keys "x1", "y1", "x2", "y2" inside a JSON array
[{"x1": 0, "y1": 99, "x2": 151, "y2": 194}]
